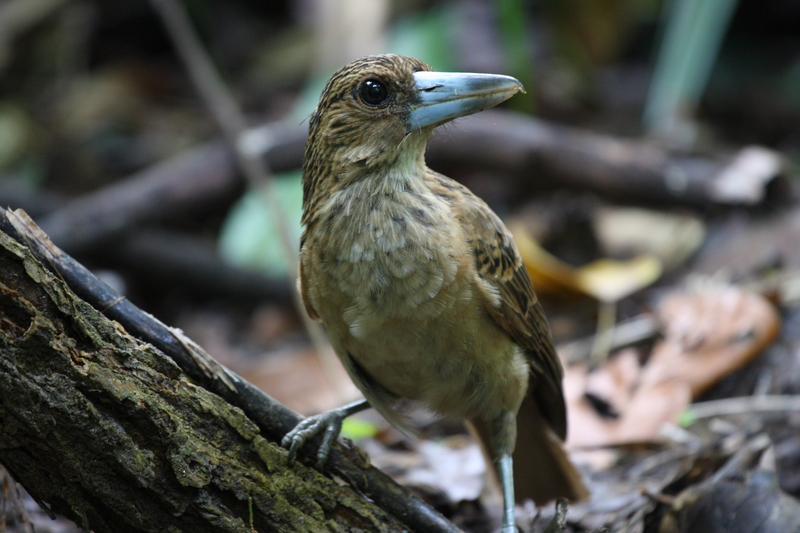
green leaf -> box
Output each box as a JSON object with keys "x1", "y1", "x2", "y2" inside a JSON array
[
  {"x1": 217, "y1": 171, "x2": 303, "y2": 276},
  {"x1": 341, "y1": 417, "x2": 380, "y2": 441},
  {"x1": 644, "y1": 0, "x2": 741, "y2": 138},
  {"x1": 387, "y1": 6, "x2": 457, "y2": 72},
  {"x1": 678, "y1": 408, "x2": 697, "y2": 428}
]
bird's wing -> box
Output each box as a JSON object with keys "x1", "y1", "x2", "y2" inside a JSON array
[
  {"x1": 428, "y1": 171, "x2": 567, "y2": 439},
  {"x1": 298, "y1": 242, "x2": 321, "y2": 321}
]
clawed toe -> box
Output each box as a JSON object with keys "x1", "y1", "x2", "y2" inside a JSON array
[
  {"x1": 281, "y1": 411, "x2": 345, "y2": 469},
  {"x1": 281, "y1": 400, "x2": 370, "y2": 470}
]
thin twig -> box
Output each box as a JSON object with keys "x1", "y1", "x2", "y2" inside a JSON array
[
  {"x1": 148, "y1": 0, "x2": 345, "y2": 402},
  {"x1": 589, "y1": 299, "x2": 618, "y2": 368},
  {"x1": 542, "y1": 499, "x2": 569, "y2": 533},
  {"x1": 558, "y1": 313, "x2": 659, "y2": 365},
  {"x1": 688, "y1": 395, "x2": 800, "y2": 420}
]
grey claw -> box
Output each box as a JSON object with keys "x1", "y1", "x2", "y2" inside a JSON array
[
  {"x1": 281, "y1": 409, "x2": 346, "y2": 470},
  {"x1": 316, "y1": 417, "x2": 343, "y2": 469},
  {"x1": 286, "y1": 435, "x2": 301, "y2": 466}
]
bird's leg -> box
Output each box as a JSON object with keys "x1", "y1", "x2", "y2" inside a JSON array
[
  {"x1": 282, "y1": 399, "x2": 370, "y2": 469},
  {"x1": 487, "y1": 410, "x2": 519, "y2": 533},
  {"x1": 498, "y1": 453, "x2": 517, "y2": 533}
]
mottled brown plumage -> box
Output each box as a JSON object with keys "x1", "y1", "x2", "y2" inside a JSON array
[{"x1": 287, "y1": 54, "x2": 587, "y2": 529}]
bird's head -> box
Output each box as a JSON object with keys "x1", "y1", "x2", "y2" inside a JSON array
[{"x1": 302, "y1": 54, "x2": 523, "y2": 210}]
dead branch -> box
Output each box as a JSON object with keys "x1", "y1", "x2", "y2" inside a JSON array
[
  {"x1": 0, "y1": 218, "x2": 407, "y2": 532},
  {"x1": 31, "y1": 111, "x2": 786, "y2": 261},
  {"x1": 101, "y1": 229, "x2": 294, "y2": 306},
  {"x1": 37, "y1": 141, "x2": 239, "y2": 256},
  {"x1": 426, "y1": 110, "x2": 788, "y2": 206}
]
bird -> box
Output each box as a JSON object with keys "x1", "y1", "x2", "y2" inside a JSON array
[{"x1": 282, "y1": 54, "x2": 587, "y2": 532}]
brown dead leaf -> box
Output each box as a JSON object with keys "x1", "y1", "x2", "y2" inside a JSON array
[
  {"x1": 565, "y1": 285, "x2": 779, "y2": 456},
  {"x1": 640, "y1": 285, "x2": 781, "y2": 397},
  {"x1": 510, "y1": 221, "x2": 585, "y2": 297},
  {"x1": 583, "y1": 348, "x2": 641, "y2": 417},
  {"x1": 566, "y1": 350, "x2": 691, "y2": 450},
  {"x1": 614, "y1": 379, "x2": 691, "y2": 442},
  {"x1": 577, "y1": 255, "x2": 662, "y2": 302}
]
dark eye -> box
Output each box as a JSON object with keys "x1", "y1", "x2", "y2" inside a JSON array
[{"x1": 359, "y1": 79, "x2": 389, "y2": 106}]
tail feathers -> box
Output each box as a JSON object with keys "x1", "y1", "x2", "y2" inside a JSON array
[
  {"x1": 470, "y1": 397, "x2": 588, "y2": 505},
  {"x1": 513, "y1": 397, "x2": 588, "y2": 504}
]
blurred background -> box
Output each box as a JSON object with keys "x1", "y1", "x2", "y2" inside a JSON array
[{"x1": 3, "y1": 0, "x2": 800, "y2": 532}]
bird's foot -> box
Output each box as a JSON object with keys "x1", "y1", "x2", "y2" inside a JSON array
[
  {"x1": 281, "y1": 399, "x2": 370, "y2": 469},
  {"x1": 282, "y1": 409, "x2": 345, "y2": 469}
]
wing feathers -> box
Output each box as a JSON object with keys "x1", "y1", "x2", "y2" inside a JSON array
[{"x1": 427, "y1": 170, "x2": 567, "y2": 438}]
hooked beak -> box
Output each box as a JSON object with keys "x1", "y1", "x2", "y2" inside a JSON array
[{"x1": 407, "y1": 71, "x2": 524, "y2": 133}]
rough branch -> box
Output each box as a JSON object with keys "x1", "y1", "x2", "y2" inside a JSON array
[{"x1": 0, "y1": 223, "x2": 409, "y2": 533}]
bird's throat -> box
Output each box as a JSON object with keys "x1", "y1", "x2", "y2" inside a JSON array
[
  {"x1": 306, "y1": 159, "x2": 460, "y2": 308},
  {"x1": 302, "y1": 128, "x2": 430, "y2": 221}
]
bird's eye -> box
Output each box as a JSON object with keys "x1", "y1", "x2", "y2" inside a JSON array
[{"x1": 359, "y1": 79, "x2": 389, "y2": 106}]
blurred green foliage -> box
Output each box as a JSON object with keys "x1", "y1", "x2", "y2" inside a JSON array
[
  {"x1": 218, "y1": 170, "x2": 303, "y2": 276},
  {"x1": 644, "y1": 0, "x2": 740, "y2": 141}
]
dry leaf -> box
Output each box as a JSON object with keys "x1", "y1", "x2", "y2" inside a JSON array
[
  {"x1": 576, "y1": 255, "x2": 662, "y2": 302},
  {"x1": 511, "y1": 222, "x2": 662, "y2": 301},
  {"x1": 640, "y1": 285, "x2": 781, "y2": 396},
  {"x1": 510, "y1": 221, "x2": 585, "y2": 297},
  {"x1": 565, "y1": 350, "x2": 691, "y2": 450},
  {"x1": 564, "y1": 285, "x2": 779, "y2": 455},
  {"x1": 594, "y1": 206, "x2": 705, "y2": 270}
]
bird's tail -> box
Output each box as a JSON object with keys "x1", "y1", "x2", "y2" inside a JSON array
[{"x1": 469, "y1": 395, "x2": 588, "y2": 505}]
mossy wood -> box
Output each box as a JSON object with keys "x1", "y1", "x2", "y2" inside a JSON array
[{"x1": 0, "y1": 227, "x2": 406, "y2": 533}]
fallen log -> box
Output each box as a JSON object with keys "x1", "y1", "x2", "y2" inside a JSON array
[{"x1": 0, "y1": 208, "x2": 462, "y2": 533}]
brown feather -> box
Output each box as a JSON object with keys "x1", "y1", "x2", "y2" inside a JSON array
[
  {"x1": 299, "y1": 54, "x2": 587, "y2": 507},
  {"x1": 427, "y1": 171, "x2": 586, "y2": 502},
  {"x1": 298, "y1": 256, "x2": 320, "y2": 321}
]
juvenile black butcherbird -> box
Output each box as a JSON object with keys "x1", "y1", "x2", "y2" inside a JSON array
[{"x1": 283, "y1": 54, "x2": 587, "y2": 532}]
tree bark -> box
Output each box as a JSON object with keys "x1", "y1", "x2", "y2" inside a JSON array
[{"x1": 0, "y1": 227, "x2": 408, "y2": 533}]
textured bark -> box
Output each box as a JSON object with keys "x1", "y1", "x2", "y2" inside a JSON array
[{"x1": 0, "y1": 228, "x2": 406, "y2": 533}]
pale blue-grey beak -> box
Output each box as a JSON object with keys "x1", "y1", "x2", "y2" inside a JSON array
[{"x1": 407, "y1": 71, "x2": 524, "y2": 133}]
